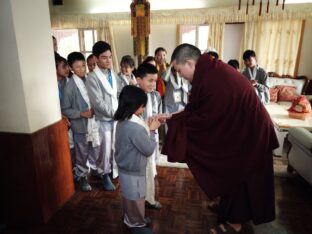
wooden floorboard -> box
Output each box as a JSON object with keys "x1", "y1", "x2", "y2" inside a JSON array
[{"x1": 3, "y1": 165, "x2": 312, "y2": 234}]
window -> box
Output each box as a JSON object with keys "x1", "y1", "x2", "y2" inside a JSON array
[
  {"x1": 180, "y1": 25, "x2": 209, "y2": 52},
  {"x1": 52, "y1": 29, "x2": 97, "y2": 59},
  {"x1": 80, "y1": 29, "x2": 98, "y2": 59},
  {"x1": 52, "y1": 29, "x2": 79, "y2": 58}
]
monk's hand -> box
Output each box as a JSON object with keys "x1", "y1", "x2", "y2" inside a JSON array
[
  {"x1": 156, "y1": 113, "x2": 172, "y2": 123},
  {"x1": 149, "y1": 118, "x2": 161, "y2": 131}
]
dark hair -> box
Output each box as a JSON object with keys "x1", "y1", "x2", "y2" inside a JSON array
[
  {"x1": 114, "y1": 86, "x2": 147, "y2": 121},
  {"x1": 154, "y1": 47, "x2": 167, "y2": 56},
  {"x1": 207, "y1": 51, "x2": 219, "y2": 59},
  {"x1": 243, "y1": 50, "x2": 256, "y2": 60},
  {"x1": 92, "y1": 41, "x2": 111, "y2": 57},
  {"x1": 136, "y1": 63, "x2": 158, "y2": 79},
  {"x1": 87, "y1": 54, "x2": 95, "y2": 62},
  {"x1": 67, "y1": 52, "x2": 85, "y2": 67},
  {"x1": 228, "y1": 59, "x2": 240, "y2": 70},
  {"x1": 54, "y1": 52, "x2": 67, "y2": 68},
  {"x1": 120, "y1": 55, "x2": 135, "y2": 68},
  {"x1": 52, "y1": 35, "x2": 56, "y2": 40},
  {"x1": 142, "y1": 56, "x2": 156, "y2": 64},
  {"x1": 171, "y1": 43, "x2": 201, "y2": 64}
]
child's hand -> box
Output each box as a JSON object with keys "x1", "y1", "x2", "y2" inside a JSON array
[
  {"x1": 80, "y1": 109, "x2": 93, "y2": 118},
  {"x1": 149, "y1": 118, "x2": 161, "y2": 131}
]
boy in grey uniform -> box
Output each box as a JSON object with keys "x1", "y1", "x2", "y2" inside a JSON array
[
  {"x1": 62, "y1": 52, "x2": 97, "y2": 191},
  {"x1": 86, "y1": 41, "x2": 118, "y2": 191},
  {"x1": 137, "y1": 63, "x2": 165, "y2": 209},
  {"x1": 242, "y1": 50, "x2": 270, "y2": 104}
]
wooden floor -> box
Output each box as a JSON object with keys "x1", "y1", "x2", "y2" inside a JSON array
[{"x1": 3, "y1": 162, "x2": 312, "y2": 234}]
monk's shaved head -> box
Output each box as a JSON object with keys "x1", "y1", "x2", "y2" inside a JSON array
[{"x1": 171, "y1": 43, "x2": 201, "y2": 65}]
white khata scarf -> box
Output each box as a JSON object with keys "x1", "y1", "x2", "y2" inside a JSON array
[
  {"x1": 120, "y1": 73, "x2": 137, "y2": 86},
  {"x1": 72, "y1": 74, "x2": 100, "y2": 147},
  {"x1": 93, "y1": 65, "x2": 118, "y2": 113}
]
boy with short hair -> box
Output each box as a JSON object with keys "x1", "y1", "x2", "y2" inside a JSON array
[
  {"x1": 136, "y1": 63, "x2": 165, "y2": 209},
  {"x1": 61, "y1": 52, "x2": 99, "y2": 191},
  {"x1": 86, "y1": 41, "x2": 119, "y2": 191},
  {"x1": 242, "y1": 50, "x2": 270, "y2": 104}
]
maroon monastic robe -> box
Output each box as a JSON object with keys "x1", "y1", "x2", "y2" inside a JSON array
[{"x1": 162, "y1": 54, "x2": 279, "y2": 198}]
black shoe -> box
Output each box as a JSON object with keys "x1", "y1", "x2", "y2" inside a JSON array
[
  {"x1": 144, "y1": 217, "x2": 152, "y2": 225},
  {"x1": 145, "y1": 201, "x2": 162, "y2": 209},
  {"x1": 90, "y1": 169, "x2": 103, "y2": 179},
  {"x1": 80, "y1": 177, "x2": 92, "y2": 192},
  {"x1": 130, "y1": 227, "x2": 153, "y2": 234},
  {"x1": 102, "y1": 174, "x2": 116, "y2": 191}
]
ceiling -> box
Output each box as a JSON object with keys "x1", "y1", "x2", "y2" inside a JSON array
[{"x1": 49, "y1": 0, "x2": 312, "y2": 15}]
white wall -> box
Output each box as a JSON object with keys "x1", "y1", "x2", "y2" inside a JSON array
[
  {"x1": 298, "y1": 19, "x2": 312, "y2": 79},
  {"x1": 112, "y1": 25, "x2": 134, "y2": 65},
  {"x1": 222, "y1": 23, "x2": 244, "y2": 63},
  {"x1": 112, "y1": 24, "x2": 176, "y2": 66},
  {"x1": 149, "y1": 24, "x2": 176, "y2": 61},
  {"x1": 0, "y1": 0, "x2": 61, "y2": 133}
]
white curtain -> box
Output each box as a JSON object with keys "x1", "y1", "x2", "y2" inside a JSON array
[
  {"x1": 96, "y1": 21, "x2": 119, "y2": 72},
  {"x1": 208, "y1": 23, "x2": 225, "y2": 59},
  {"x1": 241, "y1": 19, "x2": 303, "y2": 75}
]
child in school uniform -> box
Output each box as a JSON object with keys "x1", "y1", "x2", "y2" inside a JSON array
[
  {"x1": 61, "y1": 52, "x2": 99, "y2": 191},
  {"x1": 163, "y1": 65, "x2": 190, "y2": 114},
  {"x1": 87, "y1": 54, "x2": 96, "y2": 74},
  {"x1": 86, "y1": 41, "x2": 119, "y2": 190},
  {"x1": 117, "y1": 55, "x2": 137, "y2": 89},
  {"x1": 114, "y1": 85, "x2": 160, "y2": 234},
  {"x1": 136, "y1": 63, "x2": 169, "y2": 209},
  {"x1": 55, "y1": 53, "x2": 78, "y2": 181}
]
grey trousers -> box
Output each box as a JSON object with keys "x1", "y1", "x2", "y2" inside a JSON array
[
  {"x1": 89, "y1": 120, "x2": 113, "y2": 175},
  {"x1": 122, "y1": 196, "x2": 146, "y2": 228},
  {"x1": 75, "y1": 141, "x2": 98, "y2": 178}
]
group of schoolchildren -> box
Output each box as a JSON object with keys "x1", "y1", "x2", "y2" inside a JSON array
[
  {"x1": 54, "y1": 38, "x2": 190, "y2": 234},
  {"x1": 53, "y1": 34, "x2": 268, "y2": 233}
]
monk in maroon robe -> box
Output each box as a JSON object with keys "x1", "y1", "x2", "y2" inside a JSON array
[{"x1": 162, "y1": 44, "x2": 279, "y2": 234}]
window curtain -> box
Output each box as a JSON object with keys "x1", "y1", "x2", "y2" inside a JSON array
[
  {"x1": 207, "y1": 23, "x2": 225, "y2": 59},
  {"x1": 96, "y1": 21, "x2": 119, "y2": 72},
  {"x1": 241, "y1": 19, "x2": 303, "y2": 76}
]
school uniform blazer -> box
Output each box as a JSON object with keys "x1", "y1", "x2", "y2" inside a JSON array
[
  {"x1": 242, "y1": 66, "x2": 270, "y2": 104},
  {"x1": 163, "y1": 74, "x2": 189, "y2": 110},
  {"x1": 86, "y1": 70, "x2": 119, "y2": 121},
  {"x1": 115, "y1": 120, "x2": 156, "y2": 176},
  {"x1": 61, "y1": 78, "x2": 88, "y2": 134}
]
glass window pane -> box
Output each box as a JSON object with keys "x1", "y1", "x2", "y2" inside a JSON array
[
  {"x1": 84, "y1": 30, "x2": 94, "y2": 52},
  {"x1": 181, "y1": 25, "x2": 196, "y2": 46},
  {"x1": 52, "y1": 29, "x2": 79, "y2": 58},
  {"x1": 198, "y1": 25, "x2": 209, "y2": 52}
]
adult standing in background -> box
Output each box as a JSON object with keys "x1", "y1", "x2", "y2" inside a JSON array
[
  {"x1": 163, "y1": 44, "x2": 279, "y2": 234},
  {"x1": 242, "y1": 50, "x2": 270, "y2": 104}
]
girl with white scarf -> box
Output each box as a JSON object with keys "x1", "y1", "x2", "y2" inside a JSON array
[{"x1": 114, "y1": 86, "x2": 160, "y2": 233}]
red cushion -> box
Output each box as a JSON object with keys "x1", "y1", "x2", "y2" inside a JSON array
[
  {"x1": 276, "y1": 85, "x2": 297, "y2": 102},
  {"x1": 269, "y1": 87, "x2": 279, "y2": 102}
]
